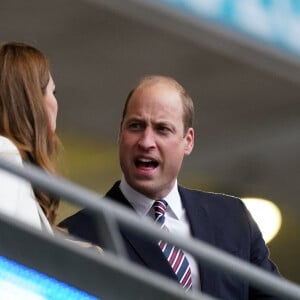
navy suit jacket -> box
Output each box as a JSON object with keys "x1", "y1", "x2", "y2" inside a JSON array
[{"x1": 59, "y1": 181, "x2": 281, "y2": 300}]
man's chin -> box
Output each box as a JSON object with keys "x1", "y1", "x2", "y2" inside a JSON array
[{"x1": 130, "y1": 179, "x2": 158, "y2": 197}]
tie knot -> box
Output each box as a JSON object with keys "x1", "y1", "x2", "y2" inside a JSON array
[{"x1": 153, "y1": 199, "x2": 168, "y2": 224}]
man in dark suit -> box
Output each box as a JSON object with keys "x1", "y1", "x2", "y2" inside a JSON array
[{"x1": 60, "y1": 75, "x2": 281, "y2": 299}]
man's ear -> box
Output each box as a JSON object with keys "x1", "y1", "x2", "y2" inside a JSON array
[{"x1": 184, "y1": 128, "x2": 194, "y2": 156}]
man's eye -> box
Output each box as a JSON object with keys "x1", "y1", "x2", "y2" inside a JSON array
[
  {"x1": 158, "y1": 126, "x2": 170, "y2": 133},
  {"x1": 128, "y1": 123, "x2": 142, "y2": 130}
]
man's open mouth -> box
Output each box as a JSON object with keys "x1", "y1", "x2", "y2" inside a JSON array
[{"x1": 135, "y1": 158, "x2": 159, "y2": 168}]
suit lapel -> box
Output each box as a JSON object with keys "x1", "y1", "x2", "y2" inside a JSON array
[
  {"x1": 179, "y1": 186, "x2": 219, "y2": 294},
  {"x1": 105, "y1": 182, "x2": 178, "y2": 281},
  {"x1": 179, "y1": 186, "x2": 215, "y2": 245}
]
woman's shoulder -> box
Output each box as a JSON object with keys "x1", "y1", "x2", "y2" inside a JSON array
[
  {"x1": 0, "y1": 136, "x2": 22, "y2": 164},
  {"x1": 0, "y1": 136, "x2": 19, "y2": 152}
]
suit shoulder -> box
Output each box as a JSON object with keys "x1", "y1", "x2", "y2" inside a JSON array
[
  {"x1": 58, "y1": 208, "x2": 101, "y2": 245},
  {"x1": 179, "y1": 186, "x2": 245, "y2": 210},
  {"x1": 58, "y1": 208, "x2": 94, "y2": 229},
  {"x1": 180, "y1": 185, "x2": 242, "y2": 201}
]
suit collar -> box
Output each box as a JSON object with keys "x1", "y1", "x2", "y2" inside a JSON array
[{"x1": 119, "y1": 178, "x2": 153, "y2": 217}]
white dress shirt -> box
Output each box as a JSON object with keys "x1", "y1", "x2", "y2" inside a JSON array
[
  {"x1": 0, "y1": 136, "x2": 52, "y2": 233},
  {"x1": 120, "y1": 176, "x2": 200, "y2": 290}
]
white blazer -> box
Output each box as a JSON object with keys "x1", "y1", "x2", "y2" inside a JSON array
[{"x1": 0, "y1": 136, "x2": 52, "y2": 233}]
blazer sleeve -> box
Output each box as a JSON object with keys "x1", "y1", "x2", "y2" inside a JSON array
[{"x1": 245, "y1": 205, "x2": 282, "y2": 299}]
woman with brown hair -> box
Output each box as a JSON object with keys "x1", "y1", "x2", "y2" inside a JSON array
[{"x1": 0, "y1": 42, "x2": 60, "y2": 233}]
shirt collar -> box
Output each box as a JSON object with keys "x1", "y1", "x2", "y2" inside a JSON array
[
  {"x1": 120, "y1": 176, "x2": 153, "y2": 217},
  {"x1": 119, "y1": 176, "x2": 182, "y2": 220}
]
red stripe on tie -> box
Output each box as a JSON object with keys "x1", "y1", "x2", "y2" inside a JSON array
[
  {"x1": 183, "y1": 276, "x2": 192, "y2": 290},
  {"x1": 168, "y1": 247, "x2": 178, "y2": 265},
  {"x1": 173, "y1": 250, "x2": 184, "y2": 272},
  {"x1": 181, "y1": 268, "x2": 191, "y2": 285}
]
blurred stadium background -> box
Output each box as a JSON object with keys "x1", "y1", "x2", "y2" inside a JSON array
[{"x1": 1, "y1": 0, "x2": 300, "y2": 287}]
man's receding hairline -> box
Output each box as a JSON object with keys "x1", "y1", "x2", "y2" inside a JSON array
[{"x1": 135, "y1": 75, "x2": 181, "y2": 92}]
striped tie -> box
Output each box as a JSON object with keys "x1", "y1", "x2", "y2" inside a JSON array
[{"x1": 153, "y1": 199, "x2": 192, "y2": 290}]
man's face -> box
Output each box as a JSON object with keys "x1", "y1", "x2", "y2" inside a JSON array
[{"x1": 118, "y1": 81, "x2": 194, "y2": 200}]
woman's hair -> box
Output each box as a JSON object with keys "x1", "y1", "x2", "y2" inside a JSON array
[{"x1": 0, "y1": 42, "x2": 59, "y2": 225}]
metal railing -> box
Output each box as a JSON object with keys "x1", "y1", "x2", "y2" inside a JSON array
[{"x1": 1, "y1": 157, "x2": 300, "y2": 299}]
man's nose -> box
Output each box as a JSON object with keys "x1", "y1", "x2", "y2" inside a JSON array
[{"x1": 138, "y1": 127, "x2": 156, "y2": 149}]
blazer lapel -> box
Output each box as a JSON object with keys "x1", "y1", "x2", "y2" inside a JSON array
[
  {"x1": 121, "y1": 228, "x2": 178, "y2": 280},
  {"x1": 105, "y1": 182, "x2": 178, "y2": 281},
  {"x1": 180, "y1": 190, "x2": 213, "y2": 244},
  {"x1": 179, "y1": 186, "x2": 219, "y2": 294}
]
